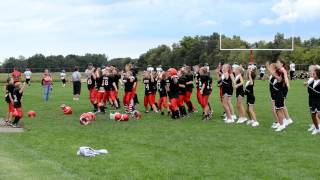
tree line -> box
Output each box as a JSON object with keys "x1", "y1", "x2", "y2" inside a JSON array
[{"x1": 1, "y1": 32, "x2": 320, "y2": 72}]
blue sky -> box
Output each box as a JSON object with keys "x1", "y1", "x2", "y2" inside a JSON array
[{"x1": 0, "y1": 0, "x2": 319, "y2": 61}]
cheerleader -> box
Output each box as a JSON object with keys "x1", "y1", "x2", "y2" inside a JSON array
[
  {"x1": 266, "y1": 63, "x2": 286, "y2": 132},
  {"x1": 307, "y1": 65, "x2": 320, "y2": 133},
  {"x1": 307, "y1": 67, "x2": 320, "y2": 135},
  {"x1": 233, "y1": 66, "x2": 247, "y2": 123},
  {"x1": 268, "y1": 63, "x2": 280, "y2": 129},
  {"x1": 276, "y1": 59, "x2": 293, "y2": 126},
  {"x1": 199, "y1": 67, "x2": 213, "y2": 120},
  {"x1": 244, "y1": 68, "x2": 259, "y2": 127},
  {"x1": 221, "y1": 64, "x2": 236, "y2": 123}
]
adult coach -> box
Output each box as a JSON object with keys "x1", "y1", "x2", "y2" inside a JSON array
[
  {"x1": 11, "y1": 67, "x2": 22, "y2": 83},
  {"x1": 289, "y1": 61, "x2": 296, "y2": 80},
  {"x1": 72, "y1": 66, "x2": 82, "y2": 101}
]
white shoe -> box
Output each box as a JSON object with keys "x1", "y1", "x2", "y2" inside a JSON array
[
  {"x1": 272, "y1": 122, "x2": 280, "y2": 129},
  {"x1": 308, "y1": 124, "x2": 315, "y2": 132},
  {"x1": 311, "y1": 129, "x2": 320, "y2": 135},
  {"x1": 246, "y1": 120, "x2": 253, "y2": 125},
  {"x1": 223, "y1": 117, "x2": 227, "y2": 121},
  {"x1": 232, "y1": 115, "x2": 237, "y2": 120},
  {"x1": 236, "y1": 117, "x2": 248, "y2": 124},
  {"x1": 251, "y1": 121, "x2": 259, "y2": 127},
  {"x1": 286, "y1": 118, "x2": 293, "y2": 125},
  {"x1": 275, "y1": 124, "x2": 286, "y2": 132},
  {"x1": 225, "y1": 119, "x2": 235, "y2": 124}
]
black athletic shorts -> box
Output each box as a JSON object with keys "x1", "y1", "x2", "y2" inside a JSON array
[
  {"x1": 260, "y1": 73, "x2": 264, "y2": 78},
  {"x1": 26, "y1": 78, "x2": 30, "y2": 84},
  {"x1": 236, "y1": 89, "x2": 244, "y2": 98},
  {"x1": 246, "y1": 95, "x2": 255, "y2": 105},
  {"x1": 62, "y1": 79, "x2": 66, "y2": 84},
  {"x1": 73, "y1": 81, "x2": 81, "y2": 95},
  {"x1": 310, "y1": 99, "x2": 320, "y2": 113}
]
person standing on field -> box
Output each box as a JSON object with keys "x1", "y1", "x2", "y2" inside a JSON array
[
  {"x1": 42, "y1": 69, "x2": 53, "y2": 102},
  {"x1": 289, "y1": 61, "x2": 296, "y2": 80},
  {"x1": 72, "y1": 66, "x2": 82, "y2": 101},
  {"x1": 11, "y1": 67, "x2": 22, "y2": 83},
  {"x1": 60, "y1": 70, "x2": 67, "y2": 88},
  {"x1": 24, "y1": 68, "x2": 32, "y2": 85}
]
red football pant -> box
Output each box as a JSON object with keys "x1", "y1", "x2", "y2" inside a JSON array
[
  {"x1": 123, "y1": 92, "x2": 133, "y2": 106},
  {"x1": 201, "y1": 95, "x2": 209, "y2": 109},
  {"x1": 89, "y1": 88, "x2": 97, "y2": 104},
  {"x1": 104, "y1": 90, "x2": 116, "y2": 102},
  {"x1": 13, "y1": 108, "x2": 23, "y2": 118},
  {"x1": 158, "y1": 96, "x2": 168, "y2": 111},
  {"x1": 95, "y1": 91, "x2": 105, "y2": 105},
  {"x1": 197, "y1": 89, "x2": 203, "y2": 106},
  {"x1": 144, "y1": 93, "x2": 156, "y2": 108},
  {"x1": 169, "y1": 98, "x2": 178, "y2": 111},
  {"x1": 178, "y1": 94, "x2": 185, "y2": 106},
  {"x1": 184, "y1": 91, "x2": 192, "y2": 103},
  {"x1": 8, "y1": 102, "x2": 14, "y2": 113}
]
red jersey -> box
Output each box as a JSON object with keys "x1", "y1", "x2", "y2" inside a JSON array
[{"x1": 12, "y1": 70, "x2": 21, "y2": 83}]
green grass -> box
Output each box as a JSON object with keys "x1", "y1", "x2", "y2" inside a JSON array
[{"x1": 0, "y1": 79, "x2": 319, "y2": 180}]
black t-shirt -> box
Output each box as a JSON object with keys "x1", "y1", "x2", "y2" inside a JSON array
[
  {"x1": 185, "y1": 74, "x2": 194, "y2": 92},
  {"x1": 143, "y1": 77, "x2": 153, "y2": 95},
  {"x1": 124, "y1": 76, "x2": 135, "y2": 92},
  {"x1": 158, "y1": 79, "x2": 167, "y2": 97},
  {"x1": 87, "y1": 75, "x2": 95, "y2": 90},
  {"x1": 166, "y1": 76, "x2": 179, "y2": 99},
  {"x1": 201, "y1": 75, "x2": 212, "y2": 95},
  {"x1": 13, "y1": 88, "x2": 23, "y2": 108},
  {"x1": 95, "y1": 77, "x2": 103, "y2": 91},
  {"x1": 178, "y1": 76, "x2": 187, "y2": 95},
  {"x1": 195, "y1": 73, "x2": 201, "y2": 89},
  {"x1": 5, "y1": 84, "x2": 15, "y2": 103},
  {"x1": 113, "y1": 74, "x2": 121, "y2": 89},
  {"x1": 103, "y1": 75, "x2": 115, "y2": 91}
]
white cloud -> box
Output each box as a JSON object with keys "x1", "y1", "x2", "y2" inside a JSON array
[
  {"x1": 260, "y1": 0, "x2": 320, "y2": 25},
  {"x1": 199, "y1": 20, "x2": 217, "y2": 27}
]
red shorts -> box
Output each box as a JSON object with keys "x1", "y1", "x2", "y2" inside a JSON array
[
  {"x1": 95, "y1": 90, "x2": 105, "y2": 104},
  {"x1": 158, "y1": 96, "x2": 168, "y2": 111},
  {"x1": 184, "y1": 91, "x2": 192, "y2": 103},
  {"x1": 169, "y1": 98, "x2": 178, "y2": 111},
  {"x1": 144, "y1": 93, "x2": 156, "y2": 107},
  {"x1": 197, "y1": 89, "x2": 203, "y2": 105},
  {"x1": 89, "y1": 88, "x2": 97, "y2": 103},
  {"x1": 8, "y1": 103, "x2": 14, "y2": 113},
  {"x1": 13, "y1": 108, "x2": 23, "y2": 118},
  {"x1": 178, "y1": 94, "x2": 185, "y2": 106},
  {"x1": 123, "y1": 91, "x2": 133, "y2": 105},
  {"x1": 104, "y1": 90, "x2": 116, "y2": 102},
  {"x1": 201, "y1": 95, "x2": 209, "y2": 108}
]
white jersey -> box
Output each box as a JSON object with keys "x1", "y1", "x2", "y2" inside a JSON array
[
  {"x1": 290, "y1": 63, "x2": 296, "y2": 71},
  {"x1": 60, "y1": 72, "x2": 66, "y2": 80},
  {"x1": 24, "y1": 70, "x2": 32, "y2": 79},
  {"x1": 232, "y1": 64, "x2": 239, "y2": 72},
  {"x1": 260, "y1": 67, "x2": 266, "y2": 74}
]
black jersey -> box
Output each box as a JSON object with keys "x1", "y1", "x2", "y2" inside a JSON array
[
  {"x1": 123, "y1": 76, "x2": 135, "y2": 92},
  {"x1": 200, "y1": 75, "x2": 212, "y2": 96},
  {"x1": 166, "y1": 76, "x2": 179, "y2": 99},
  {"x1": 308, "y1": 79, "x2": 320, "y2": 102},
  {"x1": 102, "y1": 75, "x2": 115, "y2": 91},
  {"x1": 13, "y1": 88, "x2": 23, "y2": 108},
  {"x1": 273, "y1": 72, "x2": 286, "y2": 98},
  {"x1": 143, "y1": 77, "x2": 153, "y2": 95},
  {"x1": 235, "y1": 75, "x2": 244, "y2": 97},
  {"x1": 195, "y1": 73, "x2": 201, "y2": 89},
  {"x1": 178, "y1": 76, "x2": 187, "y2": 95},
  {"x1": 5, "y1": 84, "x2": 15, "y2": 103},
  {"x1": 113, "y1": 74, "x2": 121, "y2": 89},
  {"x1": 87, "y1": 75, "x2": 95, "y2": 90},
  {"x1": 158, "y1": 79, "x2": 167, "y2": 97},
  {"x1": 185, "y1": 74, "x2": 194, "y2": 92},
  {"x1": 95, "y1": 77, "x2": 104, "y2": 91},
  {"x1": 222, "y1": 75, "x2": 233, "y2": 96}
]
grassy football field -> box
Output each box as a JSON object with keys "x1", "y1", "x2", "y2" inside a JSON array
[{"x1": 0, "y1": 78, "x2": 319, "y2": 180}]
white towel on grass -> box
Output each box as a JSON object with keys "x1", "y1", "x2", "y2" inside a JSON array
[{"x1": 77, "y1": 147, "x2": 108, "y2": 157}]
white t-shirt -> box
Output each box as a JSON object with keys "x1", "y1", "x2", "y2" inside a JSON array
[
  {"x1": 290, "y1": 63, "x2": 296, "y2": 71},
  {"x1": 147, "y1": 66, "x2": 154, "y2": 72},
  {"x1": 232, "y1": 64, "x2": 239, "y2": 72},
  {"x1": 60, "y1": 72, "x2": 66, "y2": 80},
  {"x1": 260, "y1": 67, "x2": 266, "y2": 74},
  {"x1": 24, "y1": 70, "x2": 32, "y2": 79}
]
